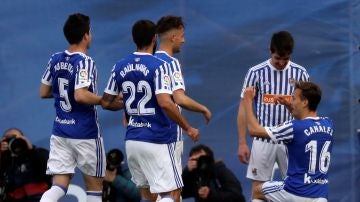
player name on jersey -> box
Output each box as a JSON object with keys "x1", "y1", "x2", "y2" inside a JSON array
[
  {"x1": 304, "y1": 125, "x2": 333, "y2": 136},
  {"x1": 120, "y1": 63, "x2": 150, "y2": 78},
  {"x1": 54, "y1": 62, "x2": 74, "y2": 74}
]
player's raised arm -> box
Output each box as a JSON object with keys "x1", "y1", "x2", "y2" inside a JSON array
[
  {"x1": 243, "y1": 87, "x2": 269, "y2": 138},
  {"x1": 275, "y1": 95, "x2": 293, "y2": 113}
]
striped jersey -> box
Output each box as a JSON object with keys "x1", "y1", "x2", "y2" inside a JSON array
[
  {"x1": 154, "y1": 51, "x2": 185, "y2": 141},
  {"x1": 104, "y1": 52, "x2": 176, "y2": 144},
  {"x1": 264, "y1": 117, "x2": 334, "y2": 198},
  {"x1": 241, "y1": 59, "x2": 310, "y2": 127},
  {"x1": 41, "y1": 50, "x2": 100, "y2": 139}
]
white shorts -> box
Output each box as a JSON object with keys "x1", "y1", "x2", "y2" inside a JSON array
[
  {"x1": 46, "y1": 135, "x2": 106, "y2": 177},
  {"x1": 246, "y1": 138, "x2": 288, "y2": 181},
  {"x1": 262, "y1": 181, "x2": 327, "y2": 202},
  {"x1": 126, "y1": 140, "x2": 183, "y2": 194},
  {"x1": 175, "y1": 140, "x2": 183, "y2": 175}
]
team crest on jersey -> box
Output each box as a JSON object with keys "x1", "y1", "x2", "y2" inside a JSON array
[
  {"x1": 79, "y1": 69, "x2": 88, "y2": 81},
  {"x1": 173, "y1": 71, "x2": 183, "y2": 82},
  {"x1": 289, "y1": 78, "x2": 296, "y2": 86},
  {"x1": 252, "y1": 168, "x2": 257, "y2": 176},
  {"x1": 264, "y1": 80, "x2": 271, "y2": 86}
]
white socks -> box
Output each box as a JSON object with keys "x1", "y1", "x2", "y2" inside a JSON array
[
  {"x1": 158, "y1": 195, "x2": 175, "y2": 202},
  {"x1": 86, "y1": 191, "x2": 102, "y2": 202},
  {"x1": 40, "y1": 185, "x2": 66, "y2": 202}
]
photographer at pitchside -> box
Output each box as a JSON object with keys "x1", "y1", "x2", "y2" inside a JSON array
[
  {"x1": 102, "y1": 148, "x2": 140, "y2": 202},
  {"x1": 0, "y1": 128, "x2": 51, "y2": 202},
  {"x1": 182, "y1": 144, "x2": 246, "y2": 202}
]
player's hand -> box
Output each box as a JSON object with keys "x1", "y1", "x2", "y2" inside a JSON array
[
  {"x1": 244, "y1": 86, "x2": 256, "y2": 101},
  {"x1": 187, "y1": 127, "x2": 200, "y2": 142},
  {"x1": 274, "y1": 96, "x2": 290, "y2": 106},
  {"x1": 198, "y1": 186, "x2": 210, "y2": 199},
  {"x1": 237, "y1": 143, "x2": 250, "y2": 164},
  {"x1": 0, "y1": 140, "x2": 9, "y2": 152},
  {"x1": 187, "y1": 156, "x2": 198, "y2": 171},
  {"x1": 202, "y1": 107, "x2": 212, "y2": 124},
  {"x1": 104, "y1": 168, "x2": 117, "y2": 182}
]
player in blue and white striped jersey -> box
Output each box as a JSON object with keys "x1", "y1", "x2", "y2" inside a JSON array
[
  {"x1": 236, "y1": 31, "x2": 310, "y2": 201},
  {"x1": 101, "y1": 19, "x2": 199, "y2": 202},
  {"x1": 243, "y1": 81, "x2": 333, "y2": 202},
  {"x1": 39, "y1": 13, "x2": 105, "y2": 202},
  {"x1": 155, "y1": 16, "x2": 212, "y2": 201}
]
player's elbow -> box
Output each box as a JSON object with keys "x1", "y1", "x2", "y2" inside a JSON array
[
  {"x1": 173, "y1": 95, "x2": 186, "y2": 106},
  {"x1": 39, "y1": 92, "x2": 49, "y2": 98},
  {"x1": 156, "y1": 94, "x2": 174, "y2": 110},
  {"x1": 74, "y1": 90, "x2": 86, "y2": 103},
  {"x1": 158, "y1": 100, "x2": 173, "y2": 111},
  {"x1": 248, "y1": 128, "x2": 258, "y2": 137}
]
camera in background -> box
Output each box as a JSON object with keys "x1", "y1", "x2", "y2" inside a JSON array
[
  {"x1": 195, "y1": 155, "x2": 214, "y2": 187},
  {"x1": 5, "y1": 137, "x2": 28, "y2": 156},
  {"x1": 106, "y1": 149, "x2": 124, "y2": 171}
]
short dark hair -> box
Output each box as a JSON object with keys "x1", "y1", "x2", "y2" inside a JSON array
[
  {"x1": 295, "y1": 81, "x2": 322, "y2": 111},
  {"x1": 132, "y1": 19, "x2": 157, "y2": 49},
  {"x1": 156, "y1": 15, "x2": 184, "y2": 34},
  {"x1": 63, "y1": 13, "x2": 90, "y2": 45},
  {"x1": 3, "y1": 127, "x2": 24, "y2": 137},
  {"x1": 270, "y1": 31, "x2": 294, "y2": 57},
  {"x1": 189, "y1": 144, "x2": 214, "y2": 163}
]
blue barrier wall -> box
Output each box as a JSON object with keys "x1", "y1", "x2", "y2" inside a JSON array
[{"x1": 1, "y1": 0, "x2": 359, "y2": 201}]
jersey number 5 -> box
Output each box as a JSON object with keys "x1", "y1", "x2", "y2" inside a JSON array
[{"x1": 58, "y1": 78, "x2": 72, "y2": 112}]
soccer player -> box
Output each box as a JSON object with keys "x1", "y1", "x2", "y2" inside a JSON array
[
  {"x1": 154, "y1": 15, "x2": 212, "y2": 201},
  {"x1": 236, "y1": 31, "x2": 310, "y2": 201},
  {"x1": 243, "y1": 81, "x2": 333, "y2": 202},
  {"x1": 39, "y1": 13, "x2": 106, "y2": 202},
  {"x1": 101, "y1": 19, "x2": 199, "y2": 202}
]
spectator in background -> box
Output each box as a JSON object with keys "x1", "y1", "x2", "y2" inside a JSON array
[
  {"x1": 182, "y1": 144, "x2": 246, "y2": 202},
  {"x1": 102, "y1": 148, "x2": 140, "y2": 202},
  {"x1": 0, "y1": 128, "x2": 51, "y2": 202}
]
